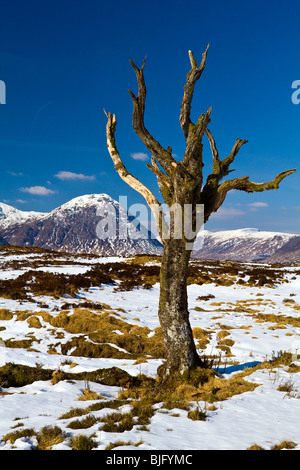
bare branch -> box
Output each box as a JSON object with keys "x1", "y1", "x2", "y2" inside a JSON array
[
  {"x1": 146, "y1": 156, "x2": 174, "y2": 205},
  {"x1": 203, "y1": 168, "x2": 297, "y2": 222},
  {"x1": 128, "y1": 58, "x2": 176, "y2": 176},
  {"x1": 146, "y1": 156, "x2": 170, "y2": 187},
  {"x1": 201, "y1": 131, "x2": 248, "y2": 209},
  {"x1": 183, "y1": 107, "x2": 212, "y2": 169},
  {"x1": 205, "y1": 128, "x2": 219, "y2": 166},
  {"x1": 220, "y1": 138, "x2": 248, "y2": 178},
  {"x1": 180, "y1": 45, "x2": 209, "y2": 139},
  {"x1": 205, "y1": 128, "x2": 248, "y2": 180},
  {"x1": 105, "y1": 110, "x2": 167, "y2": 238},
  {"x1": 218, "y1": 169, "x2": 297, "y2": 195},
  {"x1": 202, "y1": 126, "x2": 296, "y2": 222}
]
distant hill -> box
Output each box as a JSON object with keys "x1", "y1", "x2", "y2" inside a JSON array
[
  {"x1": 192, "y1": 228, "x2": 295, "y2": 263},
  {"x1": 264, "y1": 235, "x2": 300, "y2": 264}
]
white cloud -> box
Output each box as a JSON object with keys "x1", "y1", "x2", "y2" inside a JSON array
[
  {"x1": 54, "y1": 171, "x2": 95, "y2": 181},
  {"x1": 210, "y1": 207, "x2": 246, "y2": 219},
  {"x1": 20, "y1": 186, "x2": 56, "y2": 196},
  {"x1": 8, "y1": 171, "x2": 23, "y2": 176},
  {"x1": 130, "y1": 152, "x2": 149, "y2": 161},
  {"x1": 248, "y1": 202, "x2": 269, "y2": 208}
]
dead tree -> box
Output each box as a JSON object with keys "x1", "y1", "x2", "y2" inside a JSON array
[{"x1": 104, "y1": 46, "x2": 296, "y2": 378}]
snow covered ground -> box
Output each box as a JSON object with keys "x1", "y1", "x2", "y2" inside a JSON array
[{"x1": 0, "y1": 248, "x2": 299, "y2": 451}]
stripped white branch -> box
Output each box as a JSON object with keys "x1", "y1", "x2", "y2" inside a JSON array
[{"x1": 105, "y1": 110, "x2": 168, "y2": 240}]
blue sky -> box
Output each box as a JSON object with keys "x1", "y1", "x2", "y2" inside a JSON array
[{"x1": 0, "y1": 0, "x2": 299, "y2": 233}]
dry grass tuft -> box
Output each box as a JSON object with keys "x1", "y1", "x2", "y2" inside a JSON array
[
  {"x1": 51, "y1": 369, "x2": 66, "y2": 385},
  {"x1": 67, "y1": 414, "x2": 98, "y2": 430},
  {"x1": 247, "y1": 444, "x2": 264, "y2": 450},
  {"x1": 69, "y1": 434, "x2": 98, "y2": 450},
  {"x1": 27, "y1": 316, "x2": 43, "y2": 329},
  {"x1": 271, "y1": 440, "x2": 297, "y2": 450},
  {"x1": 36, "y1": 425, "x2": 66, "y2": 450},
  {"x1": 77, "y1": 381, "x2": 104, "y2": 401},
  {"x1": 100, "y1": 411, "x2": 135, "y2": 433},
  {"x1": 187, "y1": 404, "x2": 208, "y2": 421},
  {"x1": 2, "y1": 428, "x2": 36, "y2": 444},
  {"x1": 105, "y1": 439, "x2": 144, "y2": 450},
  {"x1": 0, "y1": 309, "x2": 14, "y2": 320}
]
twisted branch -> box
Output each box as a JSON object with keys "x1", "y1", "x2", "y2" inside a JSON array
[
  {"x1": 205, "y1": 128, "x2": 248, "y2": 181},
  {"x1": 104, "y1": 110, "x2": 167, "y2": 238},
  {"x1": 128, "y1": 58, "x2": 176, "y2": 176},
  {"x1": 180, "y1": 45, "x2": 209, "y2": 139},
  {"x1": 146, "y1": 156, "x2": 173, "y2": 205},
  {"x1": 203, "y1": 169, "x2": 297, "y2": 222},
  {"x1": 218, "y1": 169, "x2": 297, "y2": 196}
]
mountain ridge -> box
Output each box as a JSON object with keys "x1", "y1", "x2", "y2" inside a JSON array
[{"x1": 0, "y1": 195, "x2": 299, "y2": 263}]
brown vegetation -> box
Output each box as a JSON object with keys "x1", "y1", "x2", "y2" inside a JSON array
[{"x1": 0, "y1": 252, "x2": 292, "y2": 304}]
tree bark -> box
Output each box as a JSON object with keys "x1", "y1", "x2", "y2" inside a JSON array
[{"x1": 158, "y1": 238, "x2": 201, "y2": 376}]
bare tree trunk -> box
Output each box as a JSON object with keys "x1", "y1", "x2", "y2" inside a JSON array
[{"x1": 158, "y1": 239, "x2": 201, "y2": 376}]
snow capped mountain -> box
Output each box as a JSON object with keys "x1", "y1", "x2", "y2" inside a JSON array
[
  {"x1": 0, "y1": 195, "x2": 163, "y2": 256},
  {"x1": 0, "y1": 202, "x2": 45, "y2": 229},
  {"x1": 192, "y1": 227, "x2": 295, "y2": 262}
]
